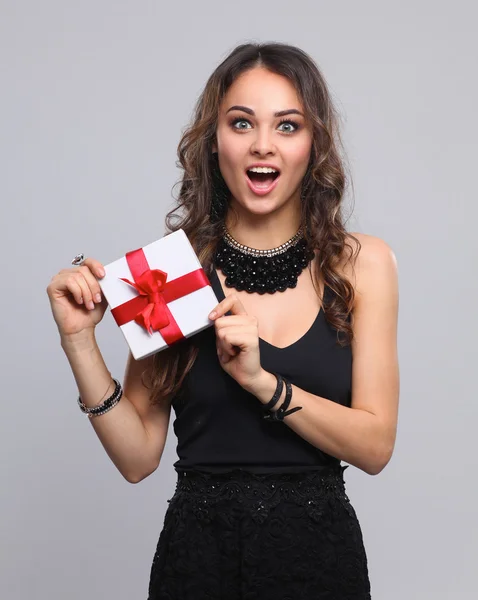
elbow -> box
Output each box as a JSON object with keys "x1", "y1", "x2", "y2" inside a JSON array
[
  {"x1": 367, "y1": 445, "x2": 394, "y2": 476},
  {"x1": 367, "y1": 460, "x2": 388, "y2": 476},
  {"x1": 122, "y1": 470, "x2": 141, "y2": 484},
  {"x1": 125, "y1": 471, "x2": 150, "y2": 484},
  {"x1": 125, "y1": 473, "x2": 144, "y2": 484},
  {"x1": 123, "y1": 462, "x2": 159, "y2": 484},
  {"x1": 365, "y1": 424, "x2": 396, "y2": 476}
]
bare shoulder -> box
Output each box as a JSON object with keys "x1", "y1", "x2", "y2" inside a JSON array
[
  {"x1": 341, "y1": 232, "x2": 399, "y2": 306},
  {"x1": 349, "y1": 232, "x2": 397, "y2": 263}
]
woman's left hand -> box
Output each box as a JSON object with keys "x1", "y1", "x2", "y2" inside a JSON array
[{"x1": 208, "y1": 294, "x2": 264, "y2": 391}]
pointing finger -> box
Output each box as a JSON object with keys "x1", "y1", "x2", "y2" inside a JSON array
[{"x1": 209, "y1": 293, "x2": 248, "y2": 320}]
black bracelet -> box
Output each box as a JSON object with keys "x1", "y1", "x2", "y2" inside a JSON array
[
  {"x1": 265, "y1": 378, "x2": 303, "y2": 422},
  {"x1": 262, "y1": 373, "x2": 284, "y2": 414},
  {"x1": 263, "y1": 377, "x2": 290, "y2": 421}
]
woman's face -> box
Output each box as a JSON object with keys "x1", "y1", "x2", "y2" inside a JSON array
[{"x1": 213, "y1": 67, "x2": 313, "y2": 219}]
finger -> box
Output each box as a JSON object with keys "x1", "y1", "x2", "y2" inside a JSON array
[
  {"x1": 209, "y1": 293, "x2": 247, "y2": 319},
  {"x1": 78, "y1": 265, "x2": 103, "y2": 304},
  {"x1": 215, "y1": 318, "x2": 258, "y2": 356},
  {"x1": 70, "y1": 272, "x2": 96, "y2": 310},
  {"x1": 217, "y1": 326, "x2": 258, "y2": 356},
  {"x1": 81, "y1": 257, "x2": 106, "y2": 279},
  {"x1": 214, "y1": 315, "x2": 257, "y2": 331},
  {"x1": 64, "y1": 274, "x2": 86, "y2": 306}
]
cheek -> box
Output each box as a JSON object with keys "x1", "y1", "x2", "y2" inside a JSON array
[
  {"x1": 217, "y1": 140, "x2": 248, "y2": 188},
  {"x1": 216, "y1": 131, "x2": 240, "y2": 166},
  {"x1": 286, "y1": 142, "x2": 312, "y2": 179},
  {"x1": 216, "y1": 123, "x2": 239, "y2": 152}
]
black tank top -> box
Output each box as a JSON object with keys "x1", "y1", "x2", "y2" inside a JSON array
[{"x1": 172, "y1": 267, "x2": 352, "y2": 474}]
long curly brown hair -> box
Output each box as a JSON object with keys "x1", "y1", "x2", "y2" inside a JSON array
[{"x1": 144, "y1": 42, "x2": 361, "y2": 406}]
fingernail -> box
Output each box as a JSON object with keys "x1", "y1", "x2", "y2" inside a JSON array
[
  {"x1": 98, "y1": 269, "x2": 105, "y2": 277},
  {"x1": 87, "y1": 301, "x2": 95, "y2": 310},
  {"x1": 95, "y1": 294, "x2": 102, "y2": 303},
  {"x1": 209, "y1": 311, "x2": 217, "y2": 319}
]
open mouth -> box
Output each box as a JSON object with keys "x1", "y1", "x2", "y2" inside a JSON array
[{"x1": 245, "y1": 169, "x2": 281, "y2": 195}]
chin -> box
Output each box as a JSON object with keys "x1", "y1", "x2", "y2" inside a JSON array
[{"x1": 237, "y1": 198, "x2": 282, "y2": 216}]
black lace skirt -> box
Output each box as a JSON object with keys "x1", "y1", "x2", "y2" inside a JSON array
[{"x1": 148, "y1": 464, "x2": 371, "y2": 599}]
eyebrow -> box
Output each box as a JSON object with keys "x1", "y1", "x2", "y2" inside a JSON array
[{"x1": 226, "y1": 105, "x2": 305, "y2": 118}]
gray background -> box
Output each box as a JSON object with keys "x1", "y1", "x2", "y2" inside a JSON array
[{"x1": 1, "y1": 1, "x2": 476, "y2": 598}]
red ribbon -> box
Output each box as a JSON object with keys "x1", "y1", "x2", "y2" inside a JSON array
[{"x1": 111, "y1": 247, "x2": 210, "y2": 346}]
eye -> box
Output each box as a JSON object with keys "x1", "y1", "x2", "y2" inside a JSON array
[
  {"x1": 230, "y1": 118, "x2": 252, "y2": 130},
  {"x1": 277, "y1": 119, "x2": 300, "y2": 134}
]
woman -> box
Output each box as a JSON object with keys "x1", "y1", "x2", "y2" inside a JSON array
[{"x1": 47, "y1": 42, "x2": 399, "y2": 599}]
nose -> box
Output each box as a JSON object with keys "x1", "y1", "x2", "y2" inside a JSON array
[{"x1": 250, "y1": 127, "x2": 276, "y2": 157}]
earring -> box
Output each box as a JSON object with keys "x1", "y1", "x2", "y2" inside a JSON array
[{"x1": 210, "y1": 152, "x2": 230, "y2": 223}]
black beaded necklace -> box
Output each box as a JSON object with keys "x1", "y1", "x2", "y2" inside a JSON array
[{"x1": 213, "y1": 225, "x2": 315, "y2": 294}]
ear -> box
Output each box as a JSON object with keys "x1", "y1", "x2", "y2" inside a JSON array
[{"x1": 211, "y1": 140, "x2": 218, "y2": 153}]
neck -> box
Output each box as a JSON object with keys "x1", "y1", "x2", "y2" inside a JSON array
[{"x1": 224, "y1": 208, "x2": 302, "y2": 250}]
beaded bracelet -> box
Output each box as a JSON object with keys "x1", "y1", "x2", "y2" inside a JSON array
[
  {"x1": 78, "y1": 378, "x2": 123, "y2": 418},
  {"x1": 85, "y1": 389, "x2": 123, "y2": 418}
]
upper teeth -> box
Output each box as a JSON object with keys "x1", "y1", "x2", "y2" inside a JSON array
[{"x1": 248, "y1": 167, "x2": 278, "y2": 173}]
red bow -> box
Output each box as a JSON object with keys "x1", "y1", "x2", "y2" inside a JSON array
[{"x1": 119, "y1": 268, "x2": 170, "y2": 334}]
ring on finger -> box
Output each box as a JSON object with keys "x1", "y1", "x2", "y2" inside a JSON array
[{"x1": 71, "y1": 253, "x2": 87, "y2": 266}]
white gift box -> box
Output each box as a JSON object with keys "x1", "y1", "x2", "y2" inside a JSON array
[{"x1": 98, "y1": 229, "x2": 219, "y2": 361}]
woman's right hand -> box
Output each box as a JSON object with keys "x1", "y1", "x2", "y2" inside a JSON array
[{"x1": 46, "y1": 258, "x2": 109, "y2": 341}]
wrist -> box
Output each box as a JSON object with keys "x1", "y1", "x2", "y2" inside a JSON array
[
  {"x1": 60, "y1": 329, "x2": 97, "y2": 354},
  {"x1": 246, "y1": 370, "x2": 281, "y2": 406}
]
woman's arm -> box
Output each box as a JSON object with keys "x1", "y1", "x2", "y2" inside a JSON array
[
  {"x1": 62, "y1": 334, "x2": 171, "y2": 483},
  {"x1": 247, "y1": 235, "x2": 400, "y2": 476}
]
